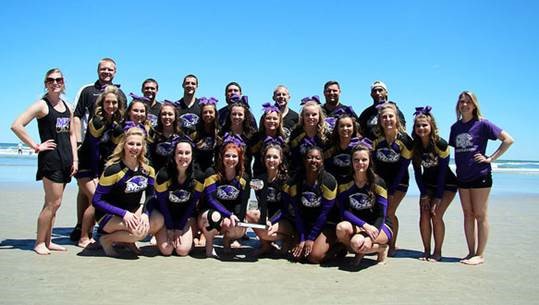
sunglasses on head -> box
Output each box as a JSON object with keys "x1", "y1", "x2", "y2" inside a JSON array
[{"x1": 46, "y1": 77, "x2": 64, "y2": 84}]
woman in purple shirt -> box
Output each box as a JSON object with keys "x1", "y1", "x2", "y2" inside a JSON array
[{"x1": 449, "y1": 91, "x2": 513, "y2": 265}]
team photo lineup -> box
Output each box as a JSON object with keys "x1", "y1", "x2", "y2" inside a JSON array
[{"x1": 10, "y1": 57, "x2": 514, "y2": 266}]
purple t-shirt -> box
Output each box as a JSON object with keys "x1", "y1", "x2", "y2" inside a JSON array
[{"x1": 449, "y1": 118, "x2": 502, "y2": 182}]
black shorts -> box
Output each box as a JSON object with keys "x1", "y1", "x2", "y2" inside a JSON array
[
  {"x1": 458, "y1": 173, "x2": 493, "y2": 189},
  {"x1": 36, "y1": 167, "x2": 72, "y2": 184}
]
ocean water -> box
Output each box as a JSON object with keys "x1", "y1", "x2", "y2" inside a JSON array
[{"x1": 1, "y1": 143, "x2": 538, "y2": 195}]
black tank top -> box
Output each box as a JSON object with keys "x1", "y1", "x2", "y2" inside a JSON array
[{"x1": 37, "y1": 96, "x2": 73, "y2": 171}]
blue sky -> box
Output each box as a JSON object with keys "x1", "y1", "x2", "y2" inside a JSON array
[{"x1": 1, "y1": 0, "x2": 537, "y2": 160}]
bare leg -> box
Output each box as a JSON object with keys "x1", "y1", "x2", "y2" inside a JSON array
[
  {"x1": 174, "y1": 219, "x2": 195, "y2": 256},
  {"x1": 308, "y1": 229, "x2": 335, "y2": 264},
  {"x1": 100, "y1": 215, "x2": 148, "y2": 257},
  {"x1": 418, "y1": 200, "x2": 432, "y2": 261},
  {"x1": 430, "y1": 191, "x2": 455, "y2": 262},
  {"x1": 458, "y1": 188, "x2": 476, "y2": 261},
  {"x1": 463, "y1": 188, "x2": 491, "y2": 265},
  {"x1": 78, "y1": 178, "x2": 97, "y2": 247},
  {"x1": 198, "y1": 212, "x2": 219, "y2": 257},
  {"x1": 35, "y1": 178, "x2": 65, "y2": 255},
  {"x1": 388, "y1": 190, "x2": 406, "y2": 256}
]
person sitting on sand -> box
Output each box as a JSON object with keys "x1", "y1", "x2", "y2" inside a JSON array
[
  {"x1": 336, "y1": 140, "x2": 392, "y2": 265},
  {"x1": 11, "y1": 68, "x2": 78, "y2": 255},
  {"x1": 449, "y1": 91, "x2": 513, "y2": 265},
  {"x1": 198, "y1": 134, "x2": 251, "y2": 258},
  {"x1": 151, "y1": 137, "x2": 204, "y2": 256},
  {"x1": 411, "y1": 106, "x2": 457, "y2": 262},
  {"x1": 92, "y1": 127, "x2": 155, "y2": 257},
  {"x1": 289, "y1": 146, "x2": 337, "y2": 264},
  {"x1": 245, "y1": 137, "x2": 295, "y2": 257}
]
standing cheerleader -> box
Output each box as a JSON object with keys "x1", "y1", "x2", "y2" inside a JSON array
[
  {"x1": 372, "y1": 103, "x2": 413, "y2": 256},
  {"x1": 411, "y1": 106, "x2": 457, "y2": 262}
]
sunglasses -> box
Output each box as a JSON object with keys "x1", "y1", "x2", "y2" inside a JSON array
[{"x1": 46, "y1": 77, "x2": 64, "y2": 84}]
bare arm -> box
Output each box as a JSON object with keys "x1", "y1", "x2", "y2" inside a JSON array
[
  {"x1": 68, "y1": 105, "x2": 79, "y2": 175},
  {"x1": 475, "y1": 130, "x2": 514, "y2": 164},
  {"x1": 73, "y1": 116, "x2": 82, "y2": 144},
  {"x1": 10, "y1": 100, "x2": 47, "y2": 150}
]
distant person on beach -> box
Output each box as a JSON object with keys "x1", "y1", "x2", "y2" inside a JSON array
[
  {"x1": 175, "y1": 74, "x2": 201, "y2": 135},
  {"x1": 321, "y1": 80, "x2": 358, "y2": 131},
  {"x1": 92, "y1": 127, "x2": 155, "y2": 257},
  {"x1": 138, "y1": 78, "x2": 162, "y2": 127},
  {"x1": 17, "y1": 142, "x2": 23, "y2": 155},
  {"x1": 358, "y1": 81, "x2": 406, "y2": 140},
  {"x1": 71, "y1": 58, "x2": 127, "y2": 243},
  {"x1": 449, "y1": 91, "x2": 513, "y2": 265},
  {"x1": 198, "y1": 134, "x2": 251, "y2": 258},
  {"x1": 372, "y1": 103, "x2": 413, "y2": 256},
  {"x1": 336, "y1": 141, "x2": 392, "y2": 265},
  {"x1": 411, "y1": 106, "x2": 457, "y2": 262},
  {"x1": 11, "y1": 68, "x2": 78, "y2": 255},
  {"x1": 272, "y1": 85, "x2": 299, "y2": 138},
  {"x1": 151, "y1": 137, "x2": 203, "y2": 256},
  {"x1": 289, "y1": 146, "x2": 338, "y2": 264}
]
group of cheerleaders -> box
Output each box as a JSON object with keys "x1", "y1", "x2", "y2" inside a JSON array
[{"x1": 11, "y1": 68, "x2": 513, "y2": 266}]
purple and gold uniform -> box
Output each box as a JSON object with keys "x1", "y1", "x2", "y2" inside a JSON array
[
  {"x1": 155, "y1": 168, "x2": 204, "y2": 230},
  {"x1": 253, "y1": 173, "x2": 292, "y2": 225},
  {"x1": 148, "y1": 130, "x2": 181, "y2": 173},
  {"x1": 93, "y1": 161, "x2": 156, "y2": 230},
  {"x1": 373, "y1": 132, "x2": 413, "y2": 195},
  {"x1": 203, "y1": 174, "x2": 251, "y2": 221},
  {"x1": 77, "y1": 116, "x2": 123, "y2": 178},
  {"x1": 288, "y1": 171, "x2": 337, "y2": 242},
  {"x1": 413, "y1": 138, "x2": 457, "y2": 199},
  {"x1": 337, "y1": 177, "x2": 393, "y2": 240}
]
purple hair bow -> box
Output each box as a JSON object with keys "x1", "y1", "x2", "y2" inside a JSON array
[
  {"x1": 173, "y1": 134, "x2": 195, "y2": 148},
  {"x1": 223, "y1": 132, "x2": 245, "y2": 147},
  {"x1": 99, "y1": 84, "x2": 121, "y2": 92},
  {"x1": 350, "y1": 137, "x2": 373, "y2": 150},
  {"x1": 129, "y1": 92, "x2": 151, "y2": 103},
  {"x1": 123, "y1": 120, "x2": 147, "y2": 135},
  {"x1": 199, "y1": 97, "x2": 218, "y2": 106},
  {"x1": 229, "y1": 94, "x2": 249, "y2": 107},
  {"x1": 333, "y1": 106, "x2": 355, "y2": 118},
  {"x1": 300, "y1": 95, "x2": 321, "y2": 105},
  {"x1": 262, "y1": 102, "x2": 280, "y2": 113},
  {"x1": 375, "y1": 101, "x2": 389, "y2": 110},
  {"x1": 263, "y1": 136, "x2": 285, "y2": 147},
  {"x1": 413, "y1": 105, "x2": 432, "y2": 116}
]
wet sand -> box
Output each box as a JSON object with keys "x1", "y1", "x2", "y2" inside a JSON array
[{"x1": 1, "y1": 181, "x2": 538, "y2": 305}]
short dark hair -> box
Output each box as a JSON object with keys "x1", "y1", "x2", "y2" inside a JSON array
[
  {"x1": 225, "y1": 81, "x2": 242, "y2": 95},
  {"x1": 183, "y1": 74, "x2": 198, "y2": 86},
  {"x1": 323, "y1": 80, "x2": 340, "y2": 91},
  {"x1": 142, "y1": 78, "x2": 159, "y2": 90}
]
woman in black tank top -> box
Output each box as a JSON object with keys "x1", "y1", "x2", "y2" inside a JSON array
[{"x1": 11, "y1": 68, "x2": 78, "y2": 255}]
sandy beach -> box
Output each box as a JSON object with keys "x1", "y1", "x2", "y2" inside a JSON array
[{"x1": 1, "y1": 181, "x2": 538, "y2": 305}]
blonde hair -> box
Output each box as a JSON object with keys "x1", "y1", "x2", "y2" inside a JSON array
[
  {"x1": 298, "y1": 100, "x2": 329, "y2": 143},
  {"x1": 376, "y1": 102, "x2": 406, "y2": 137},
  {"x1": 106, "y1": 127, "x2": 151, "y2": 173},
  {"x1": 456, "y1": 91, "x2": 483, "y2": 121}
]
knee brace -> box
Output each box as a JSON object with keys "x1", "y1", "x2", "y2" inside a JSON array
[{"x1": 205, "y1": 209, "x2": 222, "y2": 231}]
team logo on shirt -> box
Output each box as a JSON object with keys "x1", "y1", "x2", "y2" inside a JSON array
[
  {"x1": 333, "y1": 153, "x2": 351, "y2": 167},
  {"x1": 266, "y1": 186, "x2": 281, "y2": 203},
  {"x1": 217, "y1": 185, "x2": 240, "y2": 200},
  {"x1": 197, "y1": 137, "x2": 215, "y2": 151},
  {"x1": 169, "y1": 189, "x2": 191, "y2": 204},
  {"x1": 349, "y1": 193, "x2": 374, "y2": 210},
  {"x1": 56, "y1": 117, "x2": 70, "y2": 133},
  {"x1": 367, "y1": 116, "x2": 378, "y2": 129},
  {"x1": 147, "y1": 114, "x2": 158, "y2": 128},
  {"x1": 125, "y1": 175, "x2": 148, "y2": 193},
  {"x1": 421, "y1": 152, "x2": 439, "y2": 168},
  {"x1": 156, "y1": 141, "x2": 175, "y2": 157},
  {"x1": 180, "y1": 113, "x2": 200, "y2": 130},
  {"x1": 301, "y1": 191, "x2": 321, "y2": 208},
  {"x1": 455, "y1": 133, "x2": 474, "y2": 151},
  {"x1": 375, "y1": 147, "x2": 400, "y2": 163}
]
